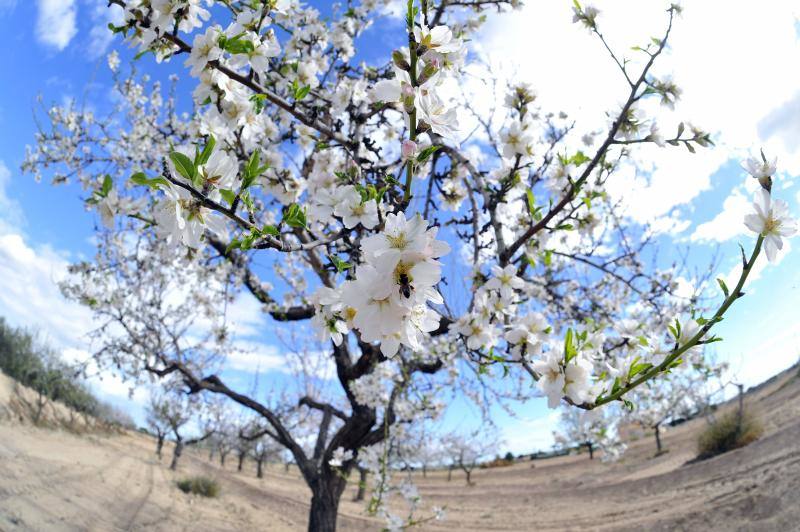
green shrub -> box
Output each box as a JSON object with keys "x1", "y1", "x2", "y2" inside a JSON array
[
  {"x1": 176, "y1": 476, "x2": 220, "y2": 498},
  {"x1": 697, "y1": 409, "x2": 763, "y2": 459}
]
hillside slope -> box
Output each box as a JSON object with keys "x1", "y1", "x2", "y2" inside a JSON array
[{"x1": 1, "y1": 366, "x2": 799, "y2": 531}]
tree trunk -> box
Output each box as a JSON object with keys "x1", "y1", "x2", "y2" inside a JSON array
[
  {"x1": 156, "y1": 434, "x2": 165, "y2": 460},
  {"x1": 284, "y1": 462, "x2": 290, "y2": 473},
  {"x1": 354, "y1": 467, "x2": 367, "y2": 501},
  {"x1": 422, "y1": 465, "x2": 427, "y2": 478},
  {"x1": 465, "y1": 469, "x2": 472, "y2": 485},
  {"x1": 220, "y1": 450, "x2": 227, "y2": 467},
  {"x1": 208, "y1": 447, "x2": 215, "y2": 461},
  {"x1": 170, "y1": 439, "x2": 184, "y2": 471},
  {"x1": 447, "y1": 465, "x2": 453, "y2": 481},
  {"x1": 257, "y1": 457, "x2": 264, "y2": 478},
  {"x1": 654, "y1": 424, "x2": 662, "y2": 454},
  {"x1": 586, "y1": 442, "x2": 594, "y2": 460},
  {"x1": 238, "y1": 451, "x2": 245, "y2": 472},
  {"x1": 308, "y1": 476, "x2": 344, "y2": 532}
]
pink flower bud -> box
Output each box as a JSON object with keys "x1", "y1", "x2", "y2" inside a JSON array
[{"x1": 402, "y1": 140, "x2": 418, "y2": 160}]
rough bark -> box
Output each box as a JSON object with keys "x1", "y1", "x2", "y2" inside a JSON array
[{"x1": 308, "y1": 474, "x2": 346, "y2": 532}]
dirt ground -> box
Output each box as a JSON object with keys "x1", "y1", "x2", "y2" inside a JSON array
[{"x1": 1, "y1": 365, "x2": 799, "y2": 531}]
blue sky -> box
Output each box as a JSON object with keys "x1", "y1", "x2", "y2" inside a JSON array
[{"x1": 1, "y1": 1, "x2": 799, "y2": 454}]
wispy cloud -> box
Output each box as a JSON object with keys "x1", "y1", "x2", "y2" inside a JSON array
[
  {"x1": 87, "y1": 0, "x2": 124, "y2": 59},
  {"x1": 35, "y1": 0, "x2": 77, "y2": 52}
]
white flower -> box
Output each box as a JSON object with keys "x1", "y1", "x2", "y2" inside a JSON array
[
  {"x1": 186, "y1": 26, "x2": 222, "y2": 77},
  {"x1": 744, "y1": 189, "x2": 797, "y2": 262},
  {"x1": 646, "y1": 123, "x2": 666, "y2": 147},
  {"x1": 154, "y1": 184, "x2": 227, "y2": 248},
  {"x1": 329, "y1": 447, "x2": 353, "y2": 467},
  {"x1": 107, "y1": 50, "x2": 120, "y2": 72},
  {"x1": 416, "y1": 90, "x2": 459, "y2": 141},
  {"x1": 452, "y1": 315, "x2": 498, "y2": 351},
  {"x1": 484, "y1": 264, "x2": 525, "y2": 300},
  {"x1": 742, "y1": 155, "x2": 777, "y2": 180},
  {"x1": 333, "y1": 185, "x2": 379, "y2": 229},
  {"x1": 413, "y1": 23, "x2": 463, "y2": 54},
  {"x1": 98, "y1": 189, "x2": 119, "y2": 230},
  {"x1": 531, "y1": 353, "x2": 565, "y2": 408},
  {"x1": 505, "y1": 312, "x2": 550, "y2": 358},
  {"x1": 200, "y1": 149, "x2": 238, "y2": 190},
  {"x1": 500, "y1": 121, "x2": 533, "y2": 159}
]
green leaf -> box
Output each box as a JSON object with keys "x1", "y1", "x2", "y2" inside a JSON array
[
  {"x1": 169, "y1": 151, "x2": 197, "y2": 184},
  {"x1": 283, "y1": 203, "x2": 308, "y2": 229},
  {"x1": 100, "y1": 175, "x2": 113, "y2": 197},
  {"x1": 262, "y1": 225, "x2": 280, "y2": 237},
  {"x1": 130, "y1": 172, "x2": 169, "y2": 189},
  {"x1": 543, "y1": 249, "x2": 552, "y2": 267},
  {"x1": 563, "y1": 328, "x2": 577, "y2": 364},
  {"x1": 294, "y1": 85, "x2": 311, "y2": 101},
  {"x1": 220, "y1": 189, "x2": 237, "y2": 206},
  {"x1": 221, "y1": 36, "x2": 255, "y2": 55},
  {"x1": 526, "y1": 189, "x2": 536, "y2": 216},
  {"x1": 416, "y1": 145, "x2": 440, "y2": 164},
  {"x1": 250, "y1": 93, "x2": 267, "y2": 114},
  {"x1": 570, "y1": 151, "x2": 591, "y2": 166},
  {"x1": 328, "y1": 254, "x2": 352, "y2": 273},
  {"x1": 195, "y1": 135, "x2": 216, "y2": 166}
]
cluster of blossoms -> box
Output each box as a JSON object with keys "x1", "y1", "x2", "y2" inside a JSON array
[
  {"x1": 312, "y1": 212, "x2": 450, "y2": 357},
  {"x1": 371, "y1": 16, "x2": 466, "y2": 143}
]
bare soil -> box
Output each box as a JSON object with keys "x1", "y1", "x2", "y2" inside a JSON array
[{"x1": 1, "y1": 366, "x2": 799, "y2": 531}]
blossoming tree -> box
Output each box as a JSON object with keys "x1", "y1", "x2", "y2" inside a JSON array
[{"x1": 25, "y1": 0, "x2": 797, "y2": 529}]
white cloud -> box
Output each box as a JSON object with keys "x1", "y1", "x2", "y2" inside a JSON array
[
  {"x1": 690, "y1": 186, "x2": 753, "y2": 243},
  {"x1": 87, "y1": 0, "x2": 124, "y2": 59},
  {"x1": 0, "y1": 161, "x2": 24, "y2": 234},
  {"x1": 474, "y1": 1, "x2": 800, "y2": 231},
  {"x1": 35, "y1": 0, "x2": 77, "y2": 51},
  {"x1": 0, "y1": 233, "x2": 95, "y2": 349},
  {"x1": 225, "y1": 343, "x2": 285, "y2": 373},
  {"x1": 502, "y1": 410, "x2": 560, "y2": 455}
]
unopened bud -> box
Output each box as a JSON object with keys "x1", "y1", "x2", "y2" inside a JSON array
[
  {"x1": 417, "y1": 63, "x2": 438, "y2": 86},
  {"x1": 392, "y1": 50, "x2": 410, "y2": 71},
  {"x1": 401, "y1": 140, "x2": 418, "y2": 160}
]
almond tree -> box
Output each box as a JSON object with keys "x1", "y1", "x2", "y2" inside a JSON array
[
  {"x1": 25, "y1": 1, "x2": 797, "y2": 530},
  {"x1": 627, "y1": 355, "x2": 726, "y2": 454}
]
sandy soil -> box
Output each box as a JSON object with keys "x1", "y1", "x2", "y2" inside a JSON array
[{"x1": 1, "y1": 366, "x2": 799, "y2": 531}]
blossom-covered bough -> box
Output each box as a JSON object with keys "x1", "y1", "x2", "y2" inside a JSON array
[{"x1": 25, "y1": 0, "x2": 797, "y2": 529}]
